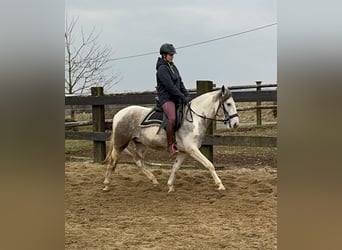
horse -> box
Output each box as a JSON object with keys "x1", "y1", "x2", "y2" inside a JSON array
[{"x1": 103, "y1": 85, "x2": 239, "y2": 192}]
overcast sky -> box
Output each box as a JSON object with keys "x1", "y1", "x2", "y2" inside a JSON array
[{"x1": 66, "y1": 0, "x2": 277, "y2": 93}]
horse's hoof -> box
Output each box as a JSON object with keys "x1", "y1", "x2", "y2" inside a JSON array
[
  {"x1": 168, "y1": 186, "x2": 175, "y2": 193},
  {"x1": 218, "y1": 184, "x2": 226, "y2": 191},
  {"x1": 152, "y1": 181, "x2": 160, "y2": 186},
  {"x1": 102, "y1": 186, "x2": 110, "y2": 192}
]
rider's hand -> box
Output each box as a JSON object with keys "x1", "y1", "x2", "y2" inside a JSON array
[{"x1": 181, "y1": 96, "x2": 191, "y2": 104}]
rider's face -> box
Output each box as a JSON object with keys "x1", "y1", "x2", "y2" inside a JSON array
[{"x1": 165, "y1": 53, "x2": 174, "y2": 63}]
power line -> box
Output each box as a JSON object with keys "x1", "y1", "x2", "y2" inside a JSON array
[
  {"x1": 176, "y1": 23, "x2": 277, "y2": 49},
  {"x1": 109, "y1": 23, "x2": 277, "y2": 61}
]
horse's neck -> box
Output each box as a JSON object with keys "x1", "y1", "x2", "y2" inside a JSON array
[
  {"x1": 191, "y1": 92, "x2": 218, "y2": 117},
  {"x1": 188, "y1": 92, "x2": 219, "y2": 130}
]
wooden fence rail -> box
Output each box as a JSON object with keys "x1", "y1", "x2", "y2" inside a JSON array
[
  {"x1": 65, "y1": 131, "x2": 277, "y2": 148},
  {"x1": 65, "y1": 89, "x2": 277, "y2": 106},
  {"x1": 65, "y1": 81, "x2": 277, "y2": 163}
]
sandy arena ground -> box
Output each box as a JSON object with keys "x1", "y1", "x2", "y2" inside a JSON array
[{"x1": 65, "y1": 161, "x2": 277, "y2": 249}]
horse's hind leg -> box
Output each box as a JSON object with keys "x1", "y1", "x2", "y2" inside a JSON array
[
  {"x1": 188, "y1": 147, "x2": 225, "y2": 191},
  {"x1": 133, "y1": 142, "x2": 159, "y2": 186},
  {"x1": 103, "y1": 147, "x2": 121, "y2": 191}
]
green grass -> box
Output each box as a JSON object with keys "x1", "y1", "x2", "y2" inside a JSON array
[{"x1": 65, "y1": 140, "x2": 93, "y2": 154}]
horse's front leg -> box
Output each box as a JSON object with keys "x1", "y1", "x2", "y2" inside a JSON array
[
  {"x1": 167, "y1": 152, "x2": 187, "y2": 192},
  {"x1": 188, "y1": 147, "x2": 225, "y2": 191}
]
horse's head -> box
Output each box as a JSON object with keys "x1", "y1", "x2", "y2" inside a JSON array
[{"x1": 217, "y1": 85, "x2": 239, "y2": 129}]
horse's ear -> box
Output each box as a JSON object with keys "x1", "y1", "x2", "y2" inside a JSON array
[
  {"x1": 221, "y1": 85, "x2": 225, "y2": 96},
  {"x1": 220, "y1": 85, "x2": 231, "y2": 101}
]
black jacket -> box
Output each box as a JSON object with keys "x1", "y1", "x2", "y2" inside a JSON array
[{"x1": 156, "y1": 57, "x2": 189, "y2": 106}]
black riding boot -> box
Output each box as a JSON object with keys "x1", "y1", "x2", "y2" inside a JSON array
[{"x1": 166, "y1": 122, "x2": 178, "y2": 156}]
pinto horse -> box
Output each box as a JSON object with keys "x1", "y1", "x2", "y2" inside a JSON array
[{"x1": 103, "y1": 85, "x2": 239, "y2": 192}]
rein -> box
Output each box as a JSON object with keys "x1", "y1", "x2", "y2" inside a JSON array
[{"x1": 185, "y1": 101, "x2": 238, "y2": 125}]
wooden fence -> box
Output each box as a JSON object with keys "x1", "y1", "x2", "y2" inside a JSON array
[{"x1": 65, "y1": 80, "x2": 277, "y2": 163}]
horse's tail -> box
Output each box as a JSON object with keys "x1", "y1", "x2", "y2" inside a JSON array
[
  {"x1": 104, "y1": 132, "x2": 114, "y2": 165},
  {"x1": 104, "y1": 115, "x2": 116, "y2": 165},
  {"x1": 103, "y1": 114, "x2": 130, "y2": 165}
]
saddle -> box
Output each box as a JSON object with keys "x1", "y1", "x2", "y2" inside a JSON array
[{"x1": 139, "y1": 97, "x2": 184, "y2": 132}]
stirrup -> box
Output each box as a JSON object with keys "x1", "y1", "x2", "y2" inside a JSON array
[{"x1": 168, "y1": 143, "x2": 179, "y2": 156}]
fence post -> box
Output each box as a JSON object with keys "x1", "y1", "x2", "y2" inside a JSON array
[
  {"x1": 91, "y1": 87, "x2": 106, "y2": 163},
  {"x1": 256, "y1": 81, "x2": 262, "y2": 126},
  {"x1": 196, "y1": 80, "x2": 214, "y2": 162}
]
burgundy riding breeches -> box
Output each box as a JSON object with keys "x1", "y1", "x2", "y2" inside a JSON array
[{"x1": 162, "y1": 101, "x2": 176, "y2": 126}]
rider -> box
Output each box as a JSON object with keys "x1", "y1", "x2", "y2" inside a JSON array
[{"x1": 156, "y1": 43, "x2": 190, "y2": 156}]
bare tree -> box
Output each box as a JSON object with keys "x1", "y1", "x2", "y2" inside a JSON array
[{"x1": 65, "y1": 16, "x2": 120, "y2": 95}]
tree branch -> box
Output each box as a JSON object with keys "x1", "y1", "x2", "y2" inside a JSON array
[{"x1": 65, "y1": 14, "x2": 121, "y2": 95}]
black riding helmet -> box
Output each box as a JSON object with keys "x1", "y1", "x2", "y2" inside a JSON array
[{"x1": 160, "y1": 43, "x2": 177, "y2": 55}]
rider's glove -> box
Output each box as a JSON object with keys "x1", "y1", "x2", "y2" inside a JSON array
[{"x1": 181, "y1": 95, "x2": 191, "y2": 104}]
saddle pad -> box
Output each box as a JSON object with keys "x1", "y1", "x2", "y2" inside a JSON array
[{"x1": 139, "y1": 109, "x2": 163, "y2": 127}]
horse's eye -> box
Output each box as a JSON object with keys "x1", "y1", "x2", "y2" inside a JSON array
[{"x1": 227, "y1": 103, "x2": 231, "y2": 106}]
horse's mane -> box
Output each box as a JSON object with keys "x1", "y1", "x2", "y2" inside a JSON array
[
  {"x1": 191, "y1": 89, "x2": 220, "y2": 104},
  {"x1": 191, "y1": 87, "x2": 231, "y2": 104}
]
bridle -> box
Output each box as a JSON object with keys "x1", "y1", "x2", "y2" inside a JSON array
[
  {"x1": 185, "y1": 97, "x2": 239, "y2": 126},
  {"x1": 219, "y1": 101, "x2": 239, "y2": 125}
]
